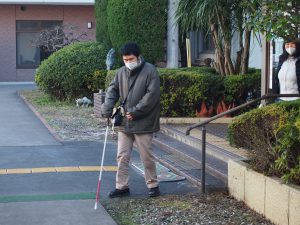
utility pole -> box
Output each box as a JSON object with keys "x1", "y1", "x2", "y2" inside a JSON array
[{"x1": 167, "y1": 0, "x2": 179, "y2": 68}]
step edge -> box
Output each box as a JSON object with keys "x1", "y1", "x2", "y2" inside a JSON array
[
  {"x1": 153, "y1": 152, "x2": 227, "y2": 192},
  {"x1": 160, "y1": 126, "x2": 246, "y2": 161},
  {"x1": 153, "y1": 138, "x2": 228, "y2": 183}
]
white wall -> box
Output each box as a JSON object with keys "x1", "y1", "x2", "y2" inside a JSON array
[{"x1": 248, "y1": 34, "x2": 263, "y2": 69}]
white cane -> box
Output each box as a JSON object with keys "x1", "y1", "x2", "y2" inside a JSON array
[{"x1": 94, "y1": 118, "x2": 110, "y2": 210}]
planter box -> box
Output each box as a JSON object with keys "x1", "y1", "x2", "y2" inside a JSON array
[
  {"x1": 93, "y1": 91, "x2": 105, "y2": 118},
  {"x1": 228, "y1": 160, "x2": 300, "y2": 225}
]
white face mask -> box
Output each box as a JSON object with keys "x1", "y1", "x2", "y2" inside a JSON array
[
  {"x1": 125, "y1": 60, "x2": 139, "y2": 70},
  {"x1": 286, "y1": 47, "x2": 296, "y2": 55}
]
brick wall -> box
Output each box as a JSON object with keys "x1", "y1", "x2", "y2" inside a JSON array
[
  {"x1": 63, "y1": 6, "x2": 96, "y2": 41},
  {"x1": 0, "y1": 4, "x2": 95, "y2": 82},
  {"x1": 0, "y1": 5, "x2": 17, "y2": 81}
]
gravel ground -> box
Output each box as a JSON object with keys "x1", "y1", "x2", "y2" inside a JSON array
[
  {"x1": 21, "y1": 90, "x2": 274, "y2": 225},
  {"x1": 103, "y1": 194, "x2": 273, "y2": 225},
  {"x1": 21, "y1": 90, "x2": 116, "y2": 141}
]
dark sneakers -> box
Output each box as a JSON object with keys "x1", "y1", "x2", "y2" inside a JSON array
[
  {"x1": 148, "y1": 186, "x2": 160, "y2": 197},
  {"x1": 108, "y1": 188, "x2": 130, "y2": 198}
]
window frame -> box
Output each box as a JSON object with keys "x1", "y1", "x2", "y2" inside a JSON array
[{"x1": 16, "y1": 20, "x2": 62, "y2": 69}]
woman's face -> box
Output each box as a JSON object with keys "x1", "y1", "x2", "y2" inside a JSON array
[
  {"x1": 285, "y1": 42, "x2": 297, "y2": 55},
  {"x1": 285, "y1": 42, "x2": 296, "y2": 49}
]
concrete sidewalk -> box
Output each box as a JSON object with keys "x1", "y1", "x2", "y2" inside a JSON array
[
  {"x1": 0, "y1": 83, "x2": 60, "y2": 146},
  {"x1": 0, "y1": 84, "x2": 117, "y2": 225},
  {"x1": 0, "y1": 200, "x2": 117, "y2": 225}
]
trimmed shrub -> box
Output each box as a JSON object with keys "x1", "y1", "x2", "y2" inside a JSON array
[
  {"x1": 224, "y1": 71, "x2": 261, "y2": 105},
  {"x1": 106, "y1": 70, "x2": 117, "y2": 90},
  {"x1": 104, "y1": 67, "x2": 260, "y2": 117},
  {"x1": 95, "y1": 0, "x2": 112, "y2": 48},
  {"x1": 35, "y1": 42, "x2": 107, "y2": 101},
  {"x1": 106, "y1": 0, "x2": 167, "y2": 64},
  {"x1": 228, "y1": 100, "x2": 300, "y2": 185},
  {"x1": 160, "y1": 71, "x2": 223, "y2": 117}
]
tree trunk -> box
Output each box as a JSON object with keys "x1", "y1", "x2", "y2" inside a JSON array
[
  {"x1": 211, "y1": 24, "x2": 226, "y2": 76},
  {"x1": 217, "y1": 11, "x2": 235, "y2": 75},
  {"x1": 235, "y1": 28, "x2": 244, "y2": 74},
  {"x1": 224, "y1": 43, "x2": 235, "y2": 75},
  {"x1": 241, "y1": 29, "x2": 251, "y2": 74}
]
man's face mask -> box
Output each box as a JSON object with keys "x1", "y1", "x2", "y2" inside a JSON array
[
  {"x1": 125, "y1": 60, "x2": 138, "y2": 70},
  {"x1": 286, "y1": 47, "x2": 296, "y2": 56}
]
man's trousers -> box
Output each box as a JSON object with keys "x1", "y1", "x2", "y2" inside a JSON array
[{"x1": 116, "y1": 131, "x2": 158, "y2": 189}]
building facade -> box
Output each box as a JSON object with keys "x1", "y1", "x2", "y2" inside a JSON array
[{"x1": 0, "y1": 0, "x2": 95, "y2": 82}]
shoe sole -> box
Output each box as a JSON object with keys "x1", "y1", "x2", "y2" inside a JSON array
[
  {"x1": 149, "y1": 192, "x2": 160, "y2": 198},
  {"x1": 109, "y1": 192, "x2": 130, "y2": 198}
]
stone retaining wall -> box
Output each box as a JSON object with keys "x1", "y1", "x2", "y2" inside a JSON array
[{"x1": 228, "y1": 160, "x2": 300, "y2": 225}]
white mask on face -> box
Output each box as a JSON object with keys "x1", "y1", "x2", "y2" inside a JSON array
[
  {"x1": 125, "y1": 60, "x2": 138, "y2": 70},
  {"x1": 286, "y1": 47, "x2": 296, "y2": 55}
]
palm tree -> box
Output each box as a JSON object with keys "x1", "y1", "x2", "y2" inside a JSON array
[{"x1": 176, "y1": 0, "x2": 252, "y2": 75}]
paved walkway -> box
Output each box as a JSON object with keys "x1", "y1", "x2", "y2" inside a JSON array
[
  {"x1": 0, "y1": 84, "x2": 117, "y2": 225},
  {"x1": 0, "y1": 83, "x2": 198, "y2": 225},
  {"x1": 0, "y1": 83, "x2": 59, "y2": 146}
]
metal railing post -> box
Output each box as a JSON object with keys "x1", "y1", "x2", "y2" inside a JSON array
[{"x1": 202, "y1": 126, "x2": 206, "y2": 193}]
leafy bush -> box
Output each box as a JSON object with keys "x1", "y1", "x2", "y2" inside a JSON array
[
  {"x1": 228, "y1": 100, "x2": 300, "y2": 185},
  {"x1": 106, "y1": 0, "x2": 167, "y2": 64},
  {"x1": 160, "y1": 71, "x2": 223, "y2": 117},
  {"x1": 106, "y1": 70, "x2": 116, "y2": 90},
  {"x1": 105, "y1": 67, "x2": 260, "y2": 117},
  {"x1": 35, "y1": 42, "x2": 107, "y2": 101},
  {"x1": 224, "y1": 71, "x2": 261, "y2": 105}
]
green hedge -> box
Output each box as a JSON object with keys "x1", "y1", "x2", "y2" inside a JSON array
[
  {"x1": 224, "y1": 71, "x2": 261, "y2": 105},
  {"x1": 106, "y1": 0, "x2": 167, "y2": 64},
  {"x1": 95, "y1": 0, "x2": 111, "y2": 48},
  {"x1": 35, "y1": 42, "x2": 107, "y2": 101},
  {"x1": 105, "y1": 67, "x2": 261, "y2": 117},
  {"x1": 228, "y1": 101, "x2": 300, "y2": 185}
]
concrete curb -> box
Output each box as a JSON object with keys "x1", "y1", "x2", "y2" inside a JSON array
[
  {"x1": 18, "y1": 91, "x2": 63, "y2": 143},
  {"x1": 160, "y1": 117, "x2": 233, "y2": 124},
  {"x1": 228, "y1": 160, "x2": 300, "y2": 225}
]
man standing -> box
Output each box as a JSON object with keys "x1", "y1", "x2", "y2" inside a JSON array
[{"x1": 101, "y1": 43, "x2": 160, "y2": 198}]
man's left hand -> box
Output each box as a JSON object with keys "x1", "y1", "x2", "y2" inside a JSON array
[{"x1": 126, "y1": 112, "x2": 133, "y2": 121}]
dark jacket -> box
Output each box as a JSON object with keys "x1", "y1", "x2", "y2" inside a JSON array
[
  {"x1": 101, "y1": 59, "x2": 160, "y2": 134},
  {"x1": 273, "y1": 56, "x2": 300, "y2": 94}
]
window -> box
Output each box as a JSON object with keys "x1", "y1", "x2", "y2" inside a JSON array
[
  {"x1": 16, "y1": 20, "x2": 62, "y2": 68},
  {"x1": 202, "y1": 32, "x2": 215, "y2": 53}
]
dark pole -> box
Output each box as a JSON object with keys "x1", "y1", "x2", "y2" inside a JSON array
[{"x1": 202, "y1": 126, "x2": 206, "y2": 193}]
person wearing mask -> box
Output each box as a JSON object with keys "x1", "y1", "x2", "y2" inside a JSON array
[
  {"x1": 101, "y1": 43, "x2": 161, "y2": 198},
  {"x1": 273, "y1": 38, "x2": 300, "y2": 101}
]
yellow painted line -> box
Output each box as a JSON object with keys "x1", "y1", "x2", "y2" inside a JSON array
[
  {"x1": 102, "y1": 166, "x2": 118, "y2": 172},
  {"x1": 79, "y1": 166, "x2": 118, "y2": 172},
  {"x1": 0, "y1": 166, "x2": 118, "y2": 175},
  {"x1": 31, "y1": 167, "x2": 57, "y2": 173},
  {"x1": 55, "y1": 167, "x2": 81, "y2": 172},
  {"x1": 6, "y1": 169, "x2": 31, "y2": 174},
  {"x1": 79, "y1": 166, "x2": 101, "y2": 172}
]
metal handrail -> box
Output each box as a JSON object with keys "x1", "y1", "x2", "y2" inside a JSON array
[{"x1": 185, "y1": 93, "x2": 300, "y2": 193}]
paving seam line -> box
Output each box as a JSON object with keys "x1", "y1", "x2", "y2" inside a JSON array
[
  {"x1": 0, "y1": 192, "x2": 95, "y2": 203},
  {"x1": 0, "y1": 166, "x2": 118, "y2": 175}
]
